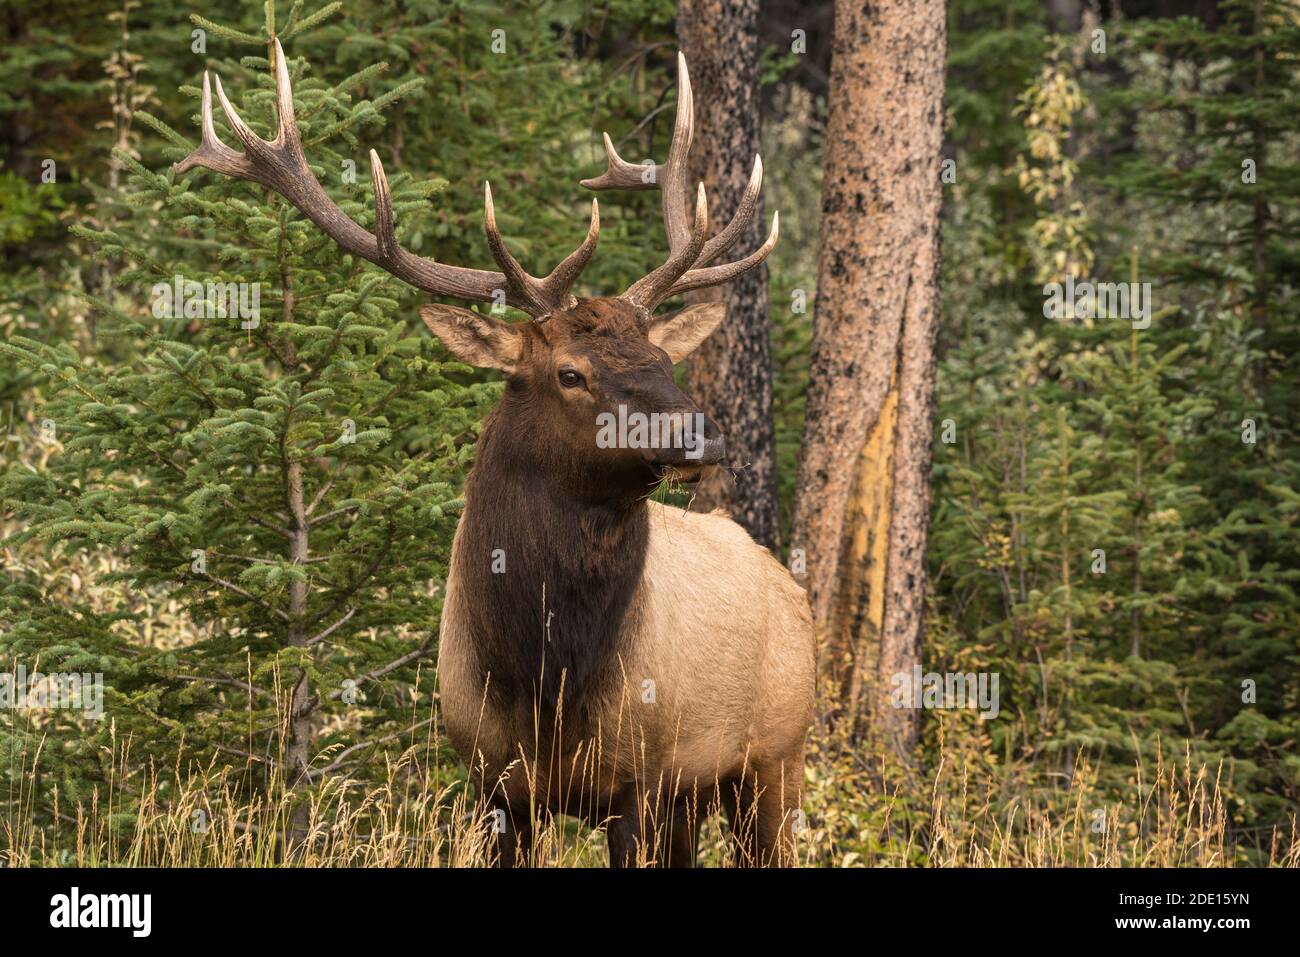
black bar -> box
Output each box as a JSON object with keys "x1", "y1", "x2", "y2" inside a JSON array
[{"x1": 0, "y1": 866, "x2": 1289, "y2": 943}]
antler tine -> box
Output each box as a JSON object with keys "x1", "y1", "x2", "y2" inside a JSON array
[
  {"x1": 211, "y1": 72, "x2": 265, "y2": 157},
  {"x1": 369, "y1": 148, "x2": 400, "y2": 262},
  {"x1": 659, "y1": 51, "x2": 696, "y2": 259},
  {"x1": 483, "y1": 183, "x2": 601, "y2": 319},
  {"x1": 538, "y1": 198, "x2": 600, "y2": 306},
  {"x1": 582, "y1": 51, "x2": 778, "y2": 313},
  {"x1": 579, "y1": 133, "x2": 660, "y2": 191},
  {"x1": 580, "y1": 52, "x2": 694, "y2": 242},
  {"x1": 175, "y1": 72, "x2": 252, "y2": 178},
  {"x1": 696, "y1": 155, "x2": 763, "y2": 268},
  {"x1": 623, "y1": 182, "x2": 709, "y2": 310},
  {"x1": 176, "y1": 38, "x2": 605, "y2": 317},
  {"x1": 270, "y1": 40, "x2": 300, "y2": 150},
  {"x1": 666, "y1": 210, "x2": 779, "y2": 299},
  {"x1": 480, "y1": 180, "x2": 535, "y2": 308}
]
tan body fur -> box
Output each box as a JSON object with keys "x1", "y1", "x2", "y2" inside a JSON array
[{"x1": 438, "y1": 500, "x2": 816, "y2": 864}]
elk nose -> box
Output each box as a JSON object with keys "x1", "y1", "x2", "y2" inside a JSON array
[
  {"x1": 700, "y1": 412, "x2": 727, "y2": 464},
  {"x1": 650, "y1": 412, "x2": 726, "y2": 466},
  {"x1": 694, "y1": 434, "x2": 726, "y2": 465}
]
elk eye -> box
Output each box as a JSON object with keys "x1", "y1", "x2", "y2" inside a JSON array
[{"x1": 558, "y1": 369, "x2": 585, "y2": 390}]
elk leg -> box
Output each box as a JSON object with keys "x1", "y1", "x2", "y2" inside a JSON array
[
  {"x1": 663, "y1": 793, "x2": 700, "y2": 868},
  {"x1": 605, "y1": 785, "x2": 649, "y2": 867},
  {"x1": 485, "y1": 795, "x2": 533, "y2": 868},
  {"x1": 719, "y1": 775, "x2": 759, "y2": 866},
  {"x1": 722, "y1": 752, "x2": 804, "y2": 867},
  {"x1": 752, "y1": 751, "x2": 804, "y2": 867}
]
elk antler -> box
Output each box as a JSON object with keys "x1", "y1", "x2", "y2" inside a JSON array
[
  {"x1": 580, "y1": 51, "x2": 778, "y2": 314},
  {"x1": 176, "y1": 38, "x2": 597, "y2": 319}
]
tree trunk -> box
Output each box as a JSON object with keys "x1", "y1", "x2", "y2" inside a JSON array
[
  {"x1": 790, "y1": 0, "x2": 946, "y2": 757},
  {"x1": 282, "y1": 269, "x2": 315, "y2": 849},
  {"x1": 677, "y1": 0, "x2": 780, "y2": 551}
]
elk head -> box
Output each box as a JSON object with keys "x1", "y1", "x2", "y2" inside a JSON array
[{"x1": 176, "y1": 40, "x2": 776, "y2": 494}]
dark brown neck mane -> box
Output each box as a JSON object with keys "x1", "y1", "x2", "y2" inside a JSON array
[{"x1": 454, "y1": 390, "x2": 650, "y2": 728}]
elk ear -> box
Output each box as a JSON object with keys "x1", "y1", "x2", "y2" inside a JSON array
[
  {"x1": 420, "y1": 304, "x2": 523, "y2": 374},
  {"x1": 646, "y1": 302, "x2": 726, "y2": 363}
]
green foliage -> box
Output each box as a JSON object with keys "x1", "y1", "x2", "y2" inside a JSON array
[
  {"x1": 0, "y1": 0, "x2": 668, "y2": 834},
  {"x1": 0, "y1": 171, "x2": 65, "y2": 247},
  {"x1": 931, "y1": 5, "x2": 1300, "y2": 858}
]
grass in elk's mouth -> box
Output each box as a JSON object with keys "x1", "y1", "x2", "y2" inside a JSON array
[
  {"x1": 661, "y1": 464, "x2": 705, "y2": 485},
  {"x1": 647, "y1": 468, "x2": 701, "y2": 505}
]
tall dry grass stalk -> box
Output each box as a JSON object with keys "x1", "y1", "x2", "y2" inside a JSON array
[{"x1": 5, "y1": 700, "x2": 1296, "y2": 867}]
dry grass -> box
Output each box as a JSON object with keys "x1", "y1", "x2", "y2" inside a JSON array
[{"x1": 5, "y1": 703, "x2": 1296, "y2": 868}]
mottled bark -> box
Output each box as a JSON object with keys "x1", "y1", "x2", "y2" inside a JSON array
[
  {"x1": 790, "y1": 0, "x2": 945, "y2": 756},
  {"x1": 677, "y1": 0, "x2": 780, "y2": 551}
]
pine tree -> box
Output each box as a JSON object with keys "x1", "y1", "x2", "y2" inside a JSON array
[
  {"x1": 929, "y1": 12, "x2": 1300, "y2": 853},
  {"x1": 1096, "y1": 0, "x2": 1300, "y2": 836},
  {"x1": 1, "y1": 2, "x2": 553, "y2": 832}
]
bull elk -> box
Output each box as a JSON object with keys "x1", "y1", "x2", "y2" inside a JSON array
[{"x1": 177, "y1": 39, "x2": 815, "y2": 866}]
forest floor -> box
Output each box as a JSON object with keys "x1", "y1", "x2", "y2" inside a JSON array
[{"x1": 6, "y1": 715, "x2": 1295, "y2": 868}]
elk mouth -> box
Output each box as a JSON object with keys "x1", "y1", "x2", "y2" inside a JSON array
[
  {"x1": 647, "y1": 430, "x2": 725, "y2": 486},
  {"x1": 654, "y1": 462, "x2": 707, "y2": 485}
]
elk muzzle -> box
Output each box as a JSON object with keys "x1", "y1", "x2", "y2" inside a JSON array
[{"x1": 647, "y1": 410, "x2": 725, "y2": 482}]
